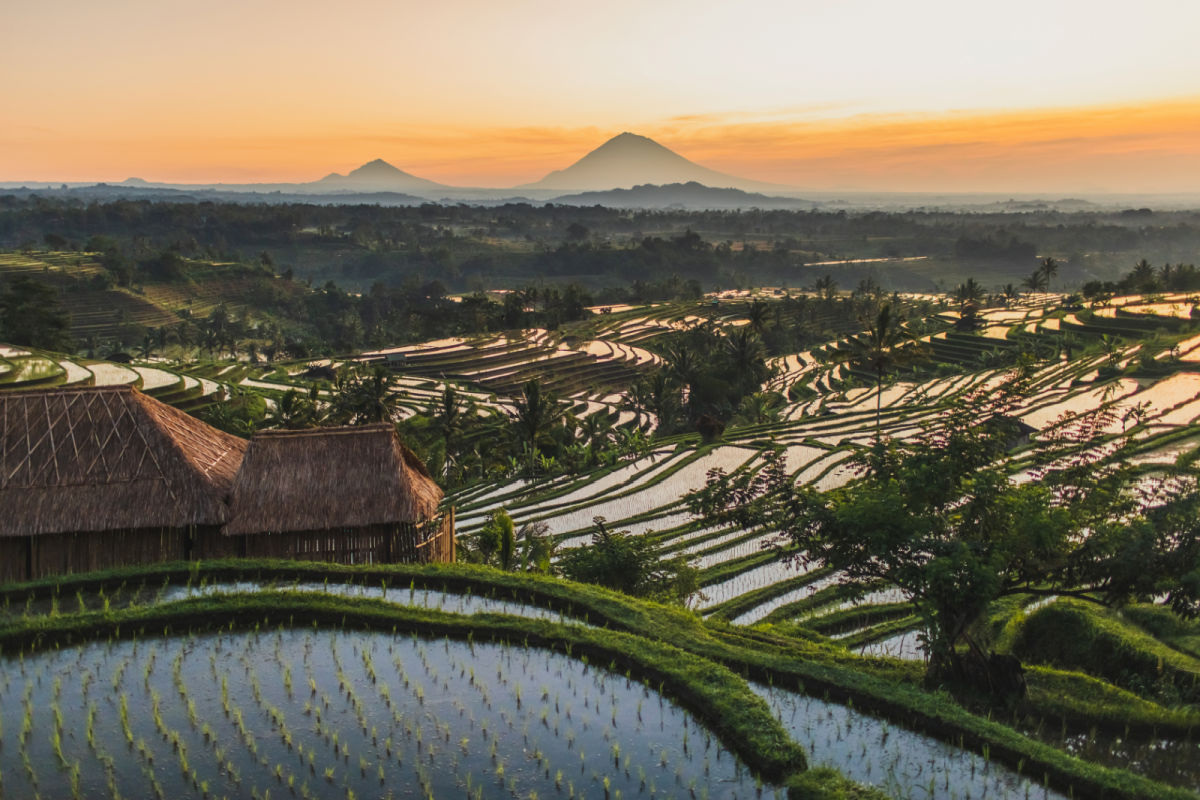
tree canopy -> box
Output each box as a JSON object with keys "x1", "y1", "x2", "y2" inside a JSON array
[
  {"x1": 0, "y1": 276, "x2": 72, "y2": 351},
  {"x1": 557, "y1": 517, "x2": 700, "y2": 604},
  {"x1": 688, "y1": 374, "x2": 1200, "y2": 697}
]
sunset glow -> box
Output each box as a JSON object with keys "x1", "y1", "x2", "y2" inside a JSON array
[{"x1": 4, "y1": 0, "x2": 1200, "y2": 192}]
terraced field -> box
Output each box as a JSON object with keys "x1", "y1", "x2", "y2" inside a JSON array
[
  {"x1": 0, "y1": 251, "x2": 290, "y2": 342},
  {"x1": 358, "y1": 329, "x2": 661, "y2": 398},
  {"x1": 2, "y1": 565, "x2": 1137, "y2": 800},
  {"x1": 0, "y1": 348, "x2": 236, "y2": 412},
  {"x1": 439, "y1": 292, "x2": 1200, "y2": 665},
  {"x1": 5, "y1": 288, "x2": 1200, "y2": 796}
]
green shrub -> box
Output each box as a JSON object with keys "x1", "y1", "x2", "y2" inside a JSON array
[{"x1": 1007, "y1": 599, "x2": 1200, "y2": 707}]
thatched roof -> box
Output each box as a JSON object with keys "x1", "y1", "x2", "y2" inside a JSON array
[
  {"x1": 223, "y1": 424, "x2": 443, "y2": 536},
  {"x1": 0, "y1": 386, "x2": 248, "y2": 537}
]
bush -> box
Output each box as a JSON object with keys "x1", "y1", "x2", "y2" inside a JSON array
[{"x1": 1006, "y1": 599, "x2": 1200, "y2": 706}]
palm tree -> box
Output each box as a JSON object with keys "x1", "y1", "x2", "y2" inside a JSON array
[
  {"x1": 843, "y1": 304, "x2": 926, "y2": 433},
  {"x1": 267, "y1": 389, "x2": 318, "y2": 429},
  {"x1": 1022, "y1": 269, "x2": 1048, "y2": 294},
  {"x1": 744, "y1": 299, "x2": 769, "y2": 337},
  {"x1": 432, "y1": 384, "x2": 464, "y2": 478},
  {"x1": 578, "y1": 411, "x2": 614, "y2": 466},
  {"x1": 354, "y1": 366, "x2": 400, "y2": 424},
  {"x1": 1057, "y1": 331, "x2": 1079, "y2": 362},
  {"x1": 1100, "y1": 334, "x2": 1123, "y2": 367},
  {"x1": 1039, "y1": 257, "x2": 1059, "y2": 290},
  {"x1": 138, "y1": 331, "x2": 156, "y2": 360},
  {"x1": 813, "y1": 274, "x2": 837, "y2": 301},
  {"x1": 174, "y1": 322, "x2": 194, "y2": 357},
  {"x1": 724, "y1": 327, "x2": 768, "y2": 395},
  {"x1": 1132, "y1": 259, "x2": 1157, "y2": 292},
  {"x1": 510, "y1": 379, "x2": 561, "y2": 477},
  {"x1": 329, "y1": 366, "x2": 400, "y2": 424},
  {"x1": 954, "y1": 277, "x2": 985, "y2": 307},
  {"x1": 735, "y1": 392, "x2": 783, "y2": 425},
  {"x1": 664, "y1": 342, "x2": 699, "y2": 388}
]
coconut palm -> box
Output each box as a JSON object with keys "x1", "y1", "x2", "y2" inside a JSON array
[
  {"x1": 1100, "y1": 334, "x2": 1123, "y2": 367},
  {"x1": 1022, "y1": 269, "x2": 1048, "y2": 294},
  {"x1": 431, "y1": 384, "x2": 466, "y2": 478},
  {"x1": 268, "y1": 388, "x2": 319, "y2": 429},
  {"x1": 723, "y1": 327, "x2": 769, "y2": 397},
  {"x1": 813, "y1": 274, "x2": 838, "y2": 301},
  {"x1": 1132, "y1": 258, "x2": 1158, "y2": 292},
  {"x1": 842, "y1": 304, "x2": 927, "y2": 433},
  {"x1": 354, "y1": 366, "x2": 400, "y2": 423},
  {"x1": 744, "y1": 299, "x2": 769, "y2": 336},
  {"x1": 578, "y1": 410, "x2": 614, "y2": 466},
  {"x1": 1039, "y1": 257, "x2": 1059, "y2": 289},
  {"x1": 954, "y1": 277, "x2": 986, "y2": 307},
  {"x1": 510, "y1": 378, "x2": 563, "y2": 476}
]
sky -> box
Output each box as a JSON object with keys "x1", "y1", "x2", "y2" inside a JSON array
[{"x1": 3, "y1": 0, "x2": 1200, "y2": 192}]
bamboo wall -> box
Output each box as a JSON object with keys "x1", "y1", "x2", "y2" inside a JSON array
[
  {"x1": 196, "y1": 512, "x2": 456, "y2": 566},
  {"x1": 0, "y1": 512, "x2": 455, "y2": 585},
  {"x1": 0, "y1": 527, "x2": 196, "y2": 583},
  {"x1": 0, "y1": 538, "x2": 29, "y2": 584}
]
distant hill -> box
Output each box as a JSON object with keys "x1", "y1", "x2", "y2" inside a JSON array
[
  {"x1": 521, "y1": 133, "x2": 789, "y2": 193},
  {"x1": 552, "y1": 181, "x2": 813, "y2": 210},
  {"x1": 312, "y1": 158, "x2": 448, "y2": 193},
  {"x1": 5, "y1": 183, "x2": 429, "y2": 207}
]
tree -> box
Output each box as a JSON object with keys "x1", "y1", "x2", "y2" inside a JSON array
[
  {"x1": 813, "y1": 275, "x2": 837, "y2": 301},
  {"x1": 267, "y1": 388, "x2": 320, "y2": 429},
  {"x1": 558, "y1": 517, "x2": 699, "y2": 604},
  {"x1": 1021, "y1": 269, "x2": 1048, "y2": 294},
  {"x1": 744, "y1": 299, "x2": 769, "y2": 336},
  {"x1": 954, "y1": 278, "x2": 985, "y2": 307},
  {"x1": 1039, "y1": 257, "x2": 1059, "y2": 290},
  {"x1": 687, "y1": 375, "x2": 1196, "y2": 698},
  {"x1": 468, "y1": 509, "x2": 516, "y2": 569},
  {"x1": 577, "y1": 410, "x2": 614, "y2": 467},
  {"x1": 840, "y1": 304, "x2": 926, "y2": 432},
  {"x1": 515, "y1": 520, "x2": 556, "y2": 574},
  {"x1": 431, "y1": 384, "x2": 465, "y2": 478},
  {"x1": 509, "y1": 378, "x2": 565, "y2": 476},
  {"x1": 1131, "y1": 259, "x2": 1158, "y2": 292},
  {"x1": 0, "y1": 277, "x2": 72, "y2": 352},
  {"x1": 328, "y1": 365, "x2": 401, "y2": 425},
  {"x1": 462, "y1": 511, "x2": 556, "y2": 573}
]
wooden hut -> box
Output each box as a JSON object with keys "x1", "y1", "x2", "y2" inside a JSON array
[
  {"x1": 0, "y1": 385, "x2": 247, "y2": 582},
  {"x1": 217, "y1": 425, "x2": 454, "y2": 564}
]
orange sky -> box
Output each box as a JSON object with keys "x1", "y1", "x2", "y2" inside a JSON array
[{"x1": 3, "y1": 0, "x2": 1200, "y2": 192}]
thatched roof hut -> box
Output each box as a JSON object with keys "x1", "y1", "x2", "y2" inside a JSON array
[
  {"x1": 0, "y1": 385, "x2": 247, "y2": 537},
  {"x1": 223, "y1": 424, "x2": 444, "y2": 536}
]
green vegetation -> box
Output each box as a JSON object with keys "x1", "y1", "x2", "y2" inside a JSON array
[
  {"x1": 2, "y1": 561, "x2": 1198, "y2": 799},
  {"x1": 1004, "y1": 599, "x2": 1200, "y2": 706},
  {"x1": 557, "y1": 517, "x2": 700, "y2": 603},
  {"x1": 0, "y1": 275, "x2": 72, "y2": 350},
  {"x1": 690, "y1": 376, "x2": 1200, "y2": 696},
  {"x1": 7, "y1": 204, "x2": 1200, "y2": 797}
]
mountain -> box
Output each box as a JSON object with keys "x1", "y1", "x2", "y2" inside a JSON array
[
  {"x1": 313, "y1": 158, "x2": 448, "y2": 193},
  {"x1": 521, "y1": 132, "x2": 788, "y2": 193},
  {"x1": 552, "y1": 182, "x2": 813, "y2": 210}
]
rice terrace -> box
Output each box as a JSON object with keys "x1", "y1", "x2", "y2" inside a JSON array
[
  {"x1": 5, "y1": 2, "x2": 1200, "y2": 796},
  {"x1": 4, "y1": 230, "x2": 1200, "y2": 799}
]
